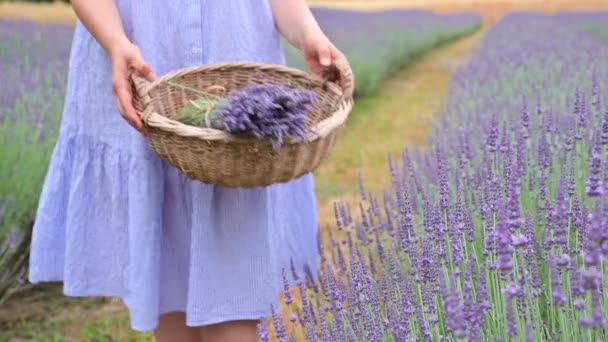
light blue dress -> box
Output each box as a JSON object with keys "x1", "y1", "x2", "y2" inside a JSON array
[{"x1": 27, "y1": 0, "x2": 320, "y2": 332}]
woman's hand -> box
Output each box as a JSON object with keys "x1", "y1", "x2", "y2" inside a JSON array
[
  {"x1": 267, "y1": 0, "x2": 354, "y2": 94},
  {"x1": 109, "y1": 41, "x2": 156, "y2": 136},
  {"x1": 71, "y1": 0, "x2": 155, "y2": 135},
  {"x1": 300, "y1": 32, "x2": 353, "y2": 93}
]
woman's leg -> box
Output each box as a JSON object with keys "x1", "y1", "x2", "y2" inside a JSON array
[
  {"x1": 199, "y1": 320, "x2": 258, "y2": 342},
  {"x1": 154, "y1": 312, "x2": 201, "y2": 342}
]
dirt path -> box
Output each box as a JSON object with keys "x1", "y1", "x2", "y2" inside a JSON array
[{"x1": 315, "y1": 29, "x2": 485, "y2": 227}]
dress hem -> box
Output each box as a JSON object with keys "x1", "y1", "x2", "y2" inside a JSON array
[{"x1": 28, "y1": 276, "x2": 273, "y2": 333}]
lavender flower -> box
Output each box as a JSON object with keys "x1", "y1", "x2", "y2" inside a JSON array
[
  {"x1": 585, "y1": 132, "x2": 603, "y2": 197},
  {"x1": 487, "y1": 113, "x2": 499, "y2": 152},
  {"x1": 521, "y1": 95, "x2": 530, "y2": 138},
  {"x1": 282, "y1": 268, "x2": 293, "y2": 306},
  {"x1": 258, "y1": 319, "x2": 270, "y2": 342},
  {"x1": 3, "y1": 231, "x2": 21, "y2": 250},
  {"x1": 209, "y1": 84, "x2": 318, "y2": 149},
  {"x1": 601, "y1": 108, "x2": 608, "y2": 146},
  {"x1": 271, "y1": 304, "x2": 288, "y2": 342},
  {"x1": 439, "y1": 271, "x2": 466, "y2": 338},
  {"x1": 261, "y1": 11, "x2": 608, "y2": 342}
]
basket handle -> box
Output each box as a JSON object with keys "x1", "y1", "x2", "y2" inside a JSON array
[
  {"x1": 130, "y1": 74, "x2": 153, "y2": 121},
  {"x1": 322, "y1": 57, "x2": 355, "y2": 100}
]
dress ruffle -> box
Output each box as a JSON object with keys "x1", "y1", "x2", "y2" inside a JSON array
[{"x1": 29, "y1": 132, "x2": 319, "y2": 331}]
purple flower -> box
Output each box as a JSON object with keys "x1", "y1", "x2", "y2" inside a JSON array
[
  {"x1": 567, "y1": 158, "x2": 576, "y2": 198},
  {"x1": 298, "y1": 283, "x2": 317, "y2": 341},
  {"x1": 282, "y1": 268, "x2": 293, "y2": 306},
  {"x1": 591, "y1": 72, "x2": 600, "y2": 112},
  {"x1": 487, "y1": 113, "x2": 499, "y2": 152},
  {"x1": 601, "y1": 108, "x2": 608, "y2": 146},
  {"x1": 585, "y1": 132, "x2": 603, "y2": 197},
  {"x1": 495, "y1": 199, "x2": 514, "y2": 273},
  {"x1": 270, "y1": 304, "x2": 288, "y2": 342},
  {"x1": 550, "y1": 258, "x2": 566, "y2": 307},
  {"x1": 499, "y1": 125, "x2": 510, "y2": 153},
  {"x1": 505, "y1": 293, "x2": 518, "y2": 338},
  {"x1": 521, "y1": 95, "x2": 530, "y2": 138},
  {"x1": 580, "y1": 290, "x2": 605, "y2": 330},
  {"x1": 211, "y1": 84, "x2": 318, "y2": 150},
  {"x1": 582, "y1": 267, "x2": 601, "y2": 291},
  {"x1": 258, "y1": 319, "x2": 270, "y2": 342},
  {"x1": 439, "y1": 271, "x2": 466, "y2": 338},
  {"x1": 510, "y1": 233, "x2": 529, "y2": 247},
  {"x1": 4, "y1": 231, "x2": 21, "y2": 250}
]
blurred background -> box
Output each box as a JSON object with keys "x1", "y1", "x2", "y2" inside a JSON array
[{"x1": 1, "y1": 0, "x2": 607, "y2": 341}]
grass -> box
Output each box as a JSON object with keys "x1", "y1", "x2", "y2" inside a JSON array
[{"x1": 0, "y1": 283, "x2": 154, "y2": 341}]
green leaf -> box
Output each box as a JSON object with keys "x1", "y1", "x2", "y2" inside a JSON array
[{"x1": 175, "y1": 98, "x2": 220, "y2": 127}]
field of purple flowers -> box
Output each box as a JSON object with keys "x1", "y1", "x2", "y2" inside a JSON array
[
  {"x1": 265, "y1": 12, "x2": 608, "y2": 341},
  {"x1": 0, "y1": 19, "x2": 73, "y2": 305},
  {"x1": 560, "y1": 12, "x2": 608, "y2": 44},
  {"x1": 3, "y1": 3, "x2": 608, "y2": 340}
]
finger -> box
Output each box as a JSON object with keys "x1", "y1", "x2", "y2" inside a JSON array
[
  {"x1": 317, "y1": 44, "x2": 332, "y2": 67},
  {"x1": 304, "y1": 56, "x2": 323, "y2": 76},
  {"x1": 115, "y1": 97, "x2": 126, "y2": 117},
  {"x1": 140, "y1": 64, "x2": 157, "y2": 82},
  {"x1": 129, "y1": 54, "x2": 156, "y2": 82},
  {"x1": 115, "y1": 83, "x2": 145, "y2": 133},
  {"x1": 330, "y1": 44, "x2": 345, "y2": 60}
]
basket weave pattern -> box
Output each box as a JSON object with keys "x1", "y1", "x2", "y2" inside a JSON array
[{"x1": 132, "y1": 60, "x2": 354, "y2": 188}]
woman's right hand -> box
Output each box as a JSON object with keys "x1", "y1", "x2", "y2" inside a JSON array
[{"x1": 109, "y1": 40, "x2": 156, "y2": 136}]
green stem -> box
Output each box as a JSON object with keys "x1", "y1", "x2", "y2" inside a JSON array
[{"x1": 166, "y1": 80, "x2": 225, "y2": 99}]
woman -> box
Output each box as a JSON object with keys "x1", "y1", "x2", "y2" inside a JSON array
[{"x1": 27, "y1": 0, "x2": 351, "y2": 341}]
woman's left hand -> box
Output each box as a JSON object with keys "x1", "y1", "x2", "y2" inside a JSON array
[{"x1": 301, "y1": 32, "x2": 354, "y2": 93}]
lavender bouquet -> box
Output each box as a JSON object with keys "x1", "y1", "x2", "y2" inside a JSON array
[{"x1": 172, "y1": 82, "x2": 319, "y2": 150}]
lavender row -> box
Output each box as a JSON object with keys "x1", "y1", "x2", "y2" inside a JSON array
[
  {"x1": 553, "y1": 11, "x2": 608, "y2": 45},
  {"x1": 283, "y1": 8, "x2": 482, "y2": 97},
  {"x1": 0, "y1": 19, "x2": 71, "y2": 234},
  {"x1": 264, "y1": 12, "x2": 608, "y2": 342},
  {"x1": 0, "y1": 19, "x2": 72, "y2": 302}
]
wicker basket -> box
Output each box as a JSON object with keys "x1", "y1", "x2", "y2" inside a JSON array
[{"x1": 131, "y1": 58, "x2": 354, "y2": 188}]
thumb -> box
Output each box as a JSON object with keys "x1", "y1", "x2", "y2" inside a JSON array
[
  {"x1": 137, "y1": 63, "x2": 157, "y2": 82},
  {"x1": 130, "y1": 55, "x2": 156, "y2": 81},
  {"x1": 318, "y1": 45, "x2": 332, "y2": 67}
]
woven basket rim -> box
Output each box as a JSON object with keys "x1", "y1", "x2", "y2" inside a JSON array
[
  {"x1": 143, "y1": 99, "x2": 353, "y2": 143},
  {"x1": 134, "y1": 61, "x2": 354, "y2": 144},
  {"x1": 147, "y1": 61, "x2": 340, "y2": 91}
]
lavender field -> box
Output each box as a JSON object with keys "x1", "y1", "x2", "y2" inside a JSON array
[
  {"x1": 558, "y1": 12, "x2": 608, "y2": 44},
  {"x1": 265, "y1": 12, "x2": 608, "y2": 341},
  {"x1": 0, "y1": 19, "x2": 73, "y2": 305},
  {"x1": 284, "y1": 8, "x2": 482, "y2": 97},
  {"x1": 2, "y1": 3, "x2": 608, "y2": 341}
]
